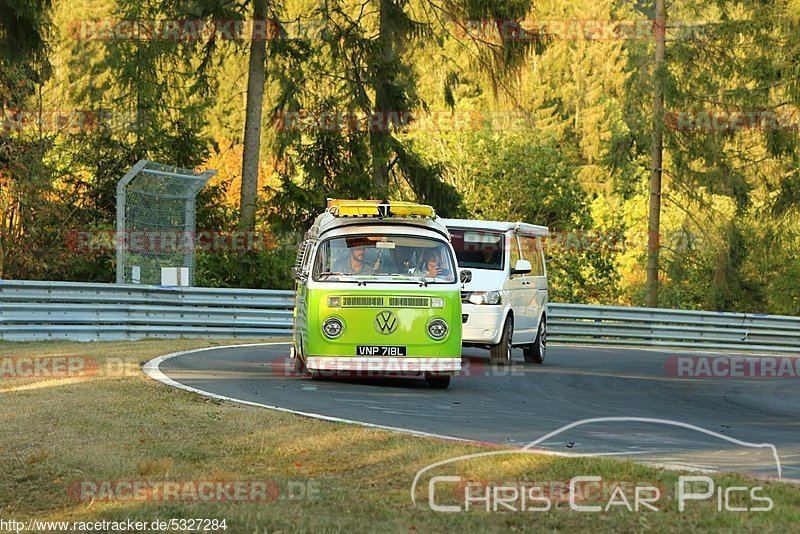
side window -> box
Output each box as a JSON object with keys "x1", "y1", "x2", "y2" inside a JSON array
[
  {"x1": 509, "y1": 234, "x2": 521, "y2": 275},
  {"x1": 537, "y1": 236, "x2": 546, "y2": 277},
  {"x1": 520, "y1": 236, "x2": 544, "y2": 277}
]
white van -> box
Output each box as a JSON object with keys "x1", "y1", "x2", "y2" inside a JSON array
[{"x1": 441, "y1": 219, "x2": 549, "y2": 366}]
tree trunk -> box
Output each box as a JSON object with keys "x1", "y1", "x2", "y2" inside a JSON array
[
  {"x1": 369, "y1": 0, "x2": 393, "y2": 197},
  {"x1": 239, "y1": 0, "x2": 269, "y2": 232},
  {"x1": 646, "y1": 0, "x2": 666, "y2": 308}
]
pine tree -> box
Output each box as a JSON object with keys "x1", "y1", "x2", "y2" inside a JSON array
[
  {"x1": 0, "y1": 0, "x2": 52, "y2": 278},
  {"x1": 267, "y1": 0, "x2": 540, "y2": 221}
]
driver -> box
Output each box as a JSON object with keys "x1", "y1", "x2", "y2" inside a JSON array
[{"x1": 332, "y1": 245, "x2": 375, "y2": 275}]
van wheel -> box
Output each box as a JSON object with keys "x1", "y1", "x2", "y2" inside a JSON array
[
  {"x1": 490, "y1": 317, "x2": 513, "y2": 367},
  {"x1": 292, "y1": 347, "x2": 309, "y2": 376},
  {"x1": 425, "y1": 373, "x2": 451, "y2": 389},
  {"x1": 523, "y1": 318, "x2": 546, "y2": 364}
]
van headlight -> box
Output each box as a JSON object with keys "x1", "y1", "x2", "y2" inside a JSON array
[
  {"x1": 468, "y1": 291, "x2": 501, "y2": 305},
  {"x1": 322, "y1": 317, "x2": 344, "y2": 338},
  {"x1": 427, "y1": 319, "x2": 449, "y2": 340}
]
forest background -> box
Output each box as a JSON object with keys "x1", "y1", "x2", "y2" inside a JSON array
[{"x1": 2, "y1": 0, "x2": 799, "y2": 314}]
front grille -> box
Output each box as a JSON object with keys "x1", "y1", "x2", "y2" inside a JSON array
[
  {"x1": 461, "y1": 291, "x2": 472, "y2": 304},
  {"x1": 342, "y1": 296, "x2": 385, "y2": 307},
  {"x1": 388, "y1": 296, "x2": 430, "y2": 308},
  {"x1": 340, "y1": 296, "x2": 432, "y2": 308}
]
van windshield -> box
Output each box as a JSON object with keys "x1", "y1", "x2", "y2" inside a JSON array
[
  {"x1": 312, "y1": 235, "x2": 456, "y2": 283},
  {"x1": 449, "y1": 229, "x2": 505, "y2": 271}
]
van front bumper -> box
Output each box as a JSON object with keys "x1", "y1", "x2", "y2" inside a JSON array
[
  {"x1": 461, "y1": 303, "x2": 505, "y2": 345},
  {"x1": 306, "y1": 356, "x2": 461, "y2": 373}
]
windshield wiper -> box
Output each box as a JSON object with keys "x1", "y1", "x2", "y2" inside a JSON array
[
  {"x1": 318, "y1": 272, "x2": 345, "y2": 278},
  {"x1": 317, "y1": 272, "x2": 363, "y2": 283}
]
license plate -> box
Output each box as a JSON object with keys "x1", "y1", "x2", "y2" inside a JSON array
[{"x1": 356, "y1": 345, "x2": 407, "y2": 356}]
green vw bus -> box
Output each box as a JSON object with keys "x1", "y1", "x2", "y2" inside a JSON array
[{"x1": 290, "y1": 200, "x2": 466, "y2": 389}]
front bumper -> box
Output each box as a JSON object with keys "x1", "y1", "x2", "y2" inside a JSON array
[
  {"x1": 306, "y1": 356, "x2": 461, "y2": 373},
  {"x1": 461, "y1": 304, "x2": 505, "y2": 345}
]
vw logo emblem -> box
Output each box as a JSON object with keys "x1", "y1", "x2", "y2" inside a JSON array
[{"x1": 374, "y1": 310, "x2": 398, "y2": 335}]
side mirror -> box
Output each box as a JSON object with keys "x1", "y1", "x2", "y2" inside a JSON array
[
  {"x1": 511, "y1": 259, "x2": 532, "y2": 275},
  {"x1": 459, "y1": 270, "x2": 472, "y2": 284},
  {"x1": 291, "y1": 266, "x2": 306, "y2": 281}
]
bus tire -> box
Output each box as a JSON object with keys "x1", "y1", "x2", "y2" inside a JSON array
[
  {"x1": 425, "y1": 373, "x2": 451, "y2": 389},
  {"x1": 292, "y1": 343, "x2": 310, "y2": 376}
]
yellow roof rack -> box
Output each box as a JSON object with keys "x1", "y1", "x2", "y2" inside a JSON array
[{"x1": 326, "y1": 199, "x2": 436, "y2": 219}]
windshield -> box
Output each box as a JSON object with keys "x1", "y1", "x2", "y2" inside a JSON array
[
  {"x1": 449, "y1": 229, "x2": 505, "y2": 271},
  {"x1": 312, "y1": 235, "x2": 456, "y2": 283}
]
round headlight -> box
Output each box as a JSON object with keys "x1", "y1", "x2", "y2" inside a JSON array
[
  {"x1": 427, "y1": 319, "x2": 449, "y2": 340},
  {"x1": 322, "y1": 317, "x2": 344, "y2": 339}
]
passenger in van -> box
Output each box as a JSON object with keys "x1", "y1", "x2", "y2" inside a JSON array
[
  {"x1": 413, "y1": 249, "x2": 451, "y2": 279},
  {"x1": 481, "y1": 247, "x2": 501, "y2": 269},
  {"x1": 332, "y1": 245, "x2": 375, "y2": 275}
]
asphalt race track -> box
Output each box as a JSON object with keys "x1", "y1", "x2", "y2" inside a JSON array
[{"x1": 149, "y1": 343, "x2": 800, "y2": 481}]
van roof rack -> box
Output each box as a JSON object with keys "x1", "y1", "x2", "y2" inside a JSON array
[
  {"x1": 439, "y1": 218, "x2": 549, "y2": 236},
  {"x1": 326, "y1": 199, "x2": 436, "y2": 219}
]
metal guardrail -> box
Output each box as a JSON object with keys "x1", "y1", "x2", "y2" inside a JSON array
[
  {"x1": 0, "y1": 281, "x2": 293, "y2": 342},
  {"x1": 1, "y1": 280, "x2": 798, "y2": 353},
  {"x1": 548, "y1": 304, "x2": 800, "y2": 354}
]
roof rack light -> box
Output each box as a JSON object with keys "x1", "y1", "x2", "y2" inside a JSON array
[{"x1": 326, "y1": 199, "x2": 436, "y2": 219}]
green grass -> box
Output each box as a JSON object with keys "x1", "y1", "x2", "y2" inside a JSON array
[{"x1": 1, "y1": 340, "x2": 799, "y2": 533}]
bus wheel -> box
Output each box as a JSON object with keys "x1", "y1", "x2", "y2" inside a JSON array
[
  {"x1": 292, "y1": 347, "x2": 308, "y2": 376},
  {"x1": 490, "y1": 317, "x2": 513, "y2": 367},
  {"x1": 523, "y1": 318, "x2": 546, "y2": 364},
  {"x1": 425, "y1": 373, "x2": 451, "y2": 389}
]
